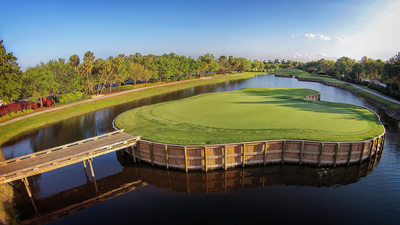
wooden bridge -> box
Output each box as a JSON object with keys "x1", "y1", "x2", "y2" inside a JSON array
[{"x1": 0, "y1": 130, "x2": 140, "y2": 199}]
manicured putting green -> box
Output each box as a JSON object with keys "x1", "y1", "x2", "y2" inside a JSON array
[{"x1": 115, "y1": 88, "x2": 384, "y2": 145}]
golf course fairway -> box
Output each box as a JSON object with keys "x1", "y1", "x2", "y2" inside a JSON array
[{"x1": 115, "y1": 88, "x2": 384, "y2": 145}]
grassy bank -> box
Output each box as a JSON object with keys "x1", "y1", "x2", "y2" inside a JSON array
[
  {"x1": 0, "y1": 72, "x2": 264, "y2": 146},
  {"x1": 344, "y1": 85, "x2": 400, "y2": 112},
  {"x1": 116, "y1": 88, "x2": 384, "y2": 144}
]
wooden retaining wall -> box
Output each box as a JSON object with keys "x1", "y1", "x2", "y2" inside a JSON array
[
  {"x1": 306, "y1": 93, "x2": 320, "y2": 100},
  {"x1": 273, "y1": 74, "x2": 345, "y2": 87},
  {"x1": 129, "y1": 132, "x2": 385, "y2": 171},
  {"x1": 274, "y1": 74, "x2": 294, "y2": 78},
  {"x1": 294, "y1": 76, "x2": 346, "y2": 87}
]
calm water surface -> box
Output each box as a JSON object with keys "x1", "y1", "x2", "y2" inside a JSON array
[{"x1": 2, "y1": 75, "x2": 399, "y2": 225}]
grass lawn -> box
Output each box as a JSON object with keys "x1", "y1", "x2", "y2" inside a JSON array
[
  {"x1": 116, "y1": 88, "x2": 384, "y2": 145},
  {"x1": 276, "y1": 69, "x2": 345, "y2": 84},
  {"x1": 0, "y1": 72, "x2": 265, "y2": 146}
]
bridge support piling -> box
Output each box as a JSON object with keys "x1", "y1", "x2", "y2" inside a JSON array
[
  {"x1": 87, "y1": 158, "x2": 95, "y2": 179},
  {"x1": 22, "y1": 177, "x2": 32, "y2": 198},
  {"x1": 82, "y1": 160, "x2": 90, "y2": 182},
  {"x1": 22, "y1": 177, "x2": 39, "y2": 215}
]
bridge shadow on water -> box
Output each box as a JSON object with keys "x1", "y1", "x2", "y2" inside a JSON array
[{"x1": 14, "y1": 149, "x2": 382, "y2": 225}]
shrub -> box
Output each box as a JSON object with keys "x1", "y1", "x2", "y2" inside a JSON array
[
  {"x1": 57, "y1": 91, "x2": 85, "y2": 104},
  {"x1": 0, "y1": 102, "x2": 38, "y2": 117},
  {"x1": 120, "y1": 85, "x2": 135, "y2": 91}
]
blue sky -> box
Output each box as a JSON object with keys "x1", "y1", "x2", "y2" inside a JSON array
[{"x1": 1, "y1": 0, "x2": 399, "y2": 69}]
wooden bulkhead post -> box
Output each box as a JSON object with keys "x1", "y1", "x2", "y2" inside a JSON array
[
  {"x1": 263, "y1": 141, "x2": 268, "y2": 165},
  {"x1": 184, "y1": 146, "x2": 188, "y2": 172},
  {"x1": 224, "y1": 145, "x2": 228, "y2": 170},
  {"x1": 242, "y1": 144, "x2": 246, "y2": 168},
  {"x1": 347, "y1": 143, "x2": 353, "y2": 166},
  {"x1": 204, "y1": 146, "x2": 208, "y2": 172},
  {"x1": 318, "y1": 143, "x2": 324, "y2": 167},
  {"x1": 281, "y1": 141, "x2": 286, "y2": 164},
  {"x1": 299, "y1": 141, "x2": 304, "y2": 165},
  {"x1": 359, "y1": 142, "x2": 366, "y2": 164},
  {"x1": 165, "y1": 145, "x2": 169, "y2": 169},
  {"x1": 333, "y1": 143, "x2": 340, "y2": 167},
  {"x1": 369, "y1": 138, "x2": 377, "y2": 159}
]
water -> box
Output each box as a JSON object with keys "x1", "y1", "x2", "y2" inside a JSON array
[{"x1": 2, "y1": 75, "x2": 399, "y2": 224}]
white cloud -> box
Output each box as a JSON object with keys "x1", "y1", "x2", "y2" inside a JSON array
[
  {"x1": 304, "y1": 33, "x2": 331, "y2": 41},
  {"x1": 304, "y1": 33, "x2": 316, "y2": 39}
]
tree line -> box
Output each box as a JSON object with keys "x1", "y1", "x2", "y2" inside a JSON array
[
  {"x1": 298, "y1": 54, "x2": 400, "y2": 98},
  {"x1": 1, "y1": 39, "x2": 399, "y2": 105},
  {"x1": 1, "y1": 40, "x2": 269, "y2": 104}
]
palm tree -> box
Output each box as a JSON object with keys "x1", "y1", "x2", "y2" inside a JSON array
[
  {"x1": 69, "y1": 54, "x2": 80, "y2": 73},
  {"x1": 82, "y1": 51, "x2": 95, "y2": 95}
]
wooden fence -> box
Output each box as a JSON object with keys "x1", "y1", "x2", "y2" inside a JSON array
[{"x1": 128, "y1": 132, "x2": 385, "y2": 172}]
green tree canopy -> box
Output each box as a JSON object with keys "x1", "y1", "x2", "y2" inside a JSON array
[
  {"x1": 47, "y1": 58, "x2": 81, "y2": 92},
  {"x1": 0, "y1": 40, "x2": 23, "y2": 102},
  {"x1": 334, "y1": 57, "x2": 355, "y2": 77},
  {"x1": 23, "y1": 64, "x2": 59, "y2": 107}
]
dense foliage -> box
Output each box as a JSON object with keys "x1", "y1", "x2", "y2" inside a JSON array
[
  {"x1": 57, "y1": 91, "x2": 85, "y2": 104},
  {"x1": 0, "y1": 40, "x2": 23, "y2": 103},
  {"x1": 299, "y1": 53, "x2": 400, "y2": 99},
  {"x1": 24, "y1": 52, "x2": 264, "y2": 97}
]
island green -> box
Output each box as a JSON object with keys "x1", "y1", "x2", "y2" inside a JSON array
[{"x1": 115, "y1": 88, "x2": 384, "y2": 145}]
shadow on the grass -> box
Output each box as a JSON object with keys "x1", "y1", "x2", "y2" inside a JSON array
[{"x1": 236, "y1": 88, "x2": 381, "y2": 125}]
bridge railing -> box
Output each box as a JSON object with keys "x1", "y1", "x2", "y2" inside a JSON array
[{"x1": 0, "y1": 129, "x2": 125, "y2": 167}]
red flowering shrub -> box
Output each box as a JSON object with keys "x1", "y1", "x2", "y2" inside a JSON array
[{"x1": 0, "y1": 98, "x2": 54, "y2": 117}]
